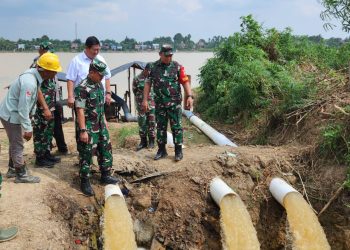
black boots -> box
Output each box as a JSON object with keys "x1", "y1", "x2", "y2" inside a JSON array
[
  {"x1": 100, "y1": 172, "x2": 119, "y2": 184},
  {"x1": 6, "y1": 159, "x2": 16, "y2": 178},
  {"x1": 154, "y1": 144, "x2": 168, "y2": 160},
  {"x1": 175, "y1": 145, "x2": 183, "y2": 161},
  {"x1": 35, "y1": 156, "x2": 55, "y2": 168},
  {"x1": 80, "y1": 176, "x2": 94, "y2": 196},
  {"x1": 136, "y1": 137, "x2": 148, "y2": 151},
  {"x1": 148, "y1": 137, "x2": 155, "y2": 149},
  {"x1": 15, "y1": 166, "x2": 40, "y2": 183},
  {"x1": 45, "y1": 150, "x2": 61, "y2": 163}
]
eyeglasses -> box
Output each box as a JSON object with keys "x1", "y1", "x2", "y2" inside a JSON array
[{"x1": 164, "y1": 54, "x2": 173, "y2": 58}]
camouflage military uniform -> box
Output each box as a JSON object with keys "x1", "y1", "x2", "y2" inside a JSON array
[
  {"x1": 132, "y1": 72, "x2": 156, "y2": 139},
  {"x1": 145, "y1": 60, "x2": 185, "y2": 145},
  {"x1": 33, "y1": 79, "x2": 56, "y2": 158},
  {"x1": 74, "y1": 77, "x2": 112, "y2": 176}
]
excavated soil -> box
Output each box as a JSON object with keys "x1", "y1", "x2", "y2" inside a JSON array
[{"x1": 0, "y1": 114, "x2": 349, "y2": 249}]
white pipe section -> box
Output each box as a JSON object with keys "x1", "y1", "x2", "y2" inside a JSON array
[
  {"x1": 269, "y1": 177, "x2": 299, "y2": 206},
  {"x1": 182, "y1": 110, "x2": 237, "y2": 147},
  {"x1": 105, "y1": 184, "x2": 124, "y2": 201},
  {"x1": 166, "y1": 132, "x2": 175, "y2": 147},
  {"x1": 210, "y1": 177, "x2": 238, "y2": 206}
]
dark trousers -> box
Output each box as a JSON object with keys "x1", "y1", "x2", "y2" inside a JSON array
[{"x1": 53, "y1": 103, "x2": 68, "y2": 152}]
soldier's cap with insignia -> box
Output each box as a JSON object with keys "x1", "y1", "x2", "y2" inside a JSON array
[
  {"x1": 39, "y1": 41, "x2": 52, "y2": 50},
  {"x1": 91, "y1": 58, "x2": 108, "y2": 76},
  {"x1": 160, "y1": 44, "x2": 174, "y2": 56}
]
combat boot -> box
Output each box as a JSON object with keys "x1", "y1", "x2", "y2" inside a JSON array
[
  {"x1": 80, "y1": 176, "x2": 94, "y2": 196},
  {"x1": 14, "y1": 165, "x2": 40, "y2": 183},
  {"x1": 175, "y1": 144, "x2": 183, "y2": 161},
  {"x1": 136, "y1": 137, "x2": 148, "y2": 151},
  {"x1": 45, "y1": 150, "x2": 61, "y2": 163},
  {"x1": 100, "y1": 171, "x2": 120, "y2": 184},
  {"x1": 6, "y1": 159, "x2": 16, "y2": 178},
  {"x1": 148, "y1": 136, "x2": 155, "y2": 149},
  {"x1": 0, "y1": 226, "x2": 18, "y2": 242},
  {"x1": 35, "y1": 156, "x2": 55, "y2": 168},
  {"x1": 154, "y1": 144, "x2": 168, "y2": 160}
]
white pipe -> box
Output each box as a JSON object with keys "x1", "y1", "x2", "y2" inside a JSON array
[
  {"x1": 166, "y1": 131, "x2": 175, "y2": 147},
  {"x1": 269, "y1": 177, "x2": 299, "y2": 206},
  {"x1": 210, "y1": 177, "x2": 237, "y2": 206},
  {"x1": 182, "y1": 110, "x2": 237, "y2": 147},
  {"x1": 105, "y1": 184, "x2": 124, "y2": 201}
]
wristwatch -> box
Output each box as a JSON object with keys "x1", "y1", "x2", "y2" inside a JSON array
[
  {"x1": 187, "y1": 95, "x2": 194, "y2": 99},
  {"x1": 106, "y1": 91, "x2": 112, "y2": 95},
  {"x1": 80, "y1": 128, "x2": 87, "y2": 133}
]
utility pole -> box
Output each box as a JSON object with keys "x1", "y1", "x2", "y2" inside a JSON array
[{"x1": 75, "y1": 22, "x2": 78, "y2": 41}]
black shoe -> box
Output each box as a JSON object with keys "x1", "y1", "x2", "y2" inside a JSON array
[
  {"x1": 148, "y1": 137, "x2": 155, "y2": 149},
  {"x1": 80, "y1": 177, "x2": 94, "y2": 196},
  {"x1": 6, "y1": 167, "x2": 16, "y2": 178},
  {"x1": 136, "y1": 137, "x2": 148, "y2": 151},
  {"x1": 154, "y1": 144, "x2": 168, "y2": 160},
  {"x1": 175, "y1": 144, "x2": 183, "y2": 161},
  {"x1": 100, "y1": 174, "x2": 119, "y2": 185},
  {"x1": 45, "y1": 151, "x2": 61, "y2": 163},
  {"x1": 35, "y1": 157, "x2": 55, "y2": 168},
  {"x1": 15, "y1": 166, "x2": 40, "y2": 183}
]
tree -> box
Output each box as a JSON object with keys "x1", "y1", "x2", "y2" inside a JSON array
[{"x1": 320, "y1": 0, "x2": 350, "y2": 32}]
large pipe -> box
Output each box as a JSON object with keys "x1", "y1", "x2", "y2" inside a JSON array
[
  {"x1": 111, "y1": 92, "x2": 137, "y2": 122},
  {"x1": 269, "y1": 177, "x2": 299, "y2": 206},
  {"x1": 210, "y1": 177, "x2": 237, "y2": 205},
  {"x1": 104, "y1": 184, "x2": 137, "y2": 250},
  {"x1": 182, "y1": 110, "x2": 237, "y2": 147}
]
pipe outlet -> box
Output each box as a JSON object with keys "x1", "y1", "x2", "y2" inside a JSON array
[
  {"x1": 105, "y1": 184, "x2": 123, "y2": 201},
  {"x1": 210, "y1": 177, "x2": 237, "y2": 206},
  {"x1": 269, "y1": 177, "x2": 299, "y2": 206}
]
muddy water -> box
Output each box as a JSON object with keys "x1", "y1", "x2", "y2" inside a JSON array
[
  {"x1": 104, "y1": 195, "x2": 137, "y2": 250},
  {"x1": 220, "y1": 195, "x2": 260, "y2": 250},
  {"x1": 284, "y1": 192, "x2": 330, "y2": 250},
  {"x1": 0, "y1": 52, "x2": 213, "y2": 100}
]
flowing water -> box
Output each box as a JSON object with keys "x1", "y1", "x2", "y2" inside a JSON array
[
  {"x1": 283, "y1": 192, "x2": 330, "y2": 250},
  {"x1": 220, "y1": 195, "x2": 260, "y2": 250},
  {"x1": 104, "y1": 195, "x2": 137, "y2": 250}
]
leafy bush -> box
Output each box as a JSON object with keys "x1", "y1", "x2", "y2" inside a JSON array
[{"x1": 196, "y1": 15, "x2": 350, "y2": 123}]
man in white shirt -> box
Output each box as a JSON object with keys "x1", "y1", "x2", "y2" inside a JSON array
[{"x1": 66, "y1": 36, "x2": 112, "y2": 107}]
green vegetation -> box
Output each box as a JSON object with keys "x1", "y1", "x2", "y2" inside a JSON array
[
  {"x1": 320, "y1": 123, "x2": 350, "y2": 187},
  {"x1": 320, "y1": 0, "x2": 350, "y2": 32},
  {"x1": 113, "y1": 125, "x2": 139, "y2": 148},
  {"x1": 196, "y1": 15, "x2": 350, "y2": 187},
  {"x1": 196, "y1": 15, "x2": 350, "y2": 123}
]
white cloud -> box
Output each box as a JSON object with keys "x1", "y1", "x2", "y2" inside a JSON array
[
  {"x1": 68, "y1": 2, "x2": 128, "y2": 22},
  {"x1": 294, "y1": 0, "x2": 323, "y2": 17},
  {"x1": 176, "y1": 0, "x2": 202, "y2": 13}
]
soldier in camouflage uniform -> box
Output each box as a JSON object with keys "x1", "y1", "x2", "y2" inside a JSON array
[
  {"x1": 31, "y1": 43, "x2": 61, "y2": 167},
  {"x1": 132, "y1": 71, "x2": 156, "y2": 151},
  {"x1": 75, "y1": 58, "x2": 119, "y2": 196},
  {"x1": 33, "y1": 76, "x2": 61, "y2": 167},
  {"x1": 142, "y1": 45, "x2": 193, "y2": 161}
]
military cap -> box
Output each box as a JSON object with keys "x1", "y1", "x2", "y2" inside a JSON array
[
  {"x1": 160, "y1": 44, "x2": 174, "y2": 56},
  {"x1": 91, "y1": 58, "x2": 108, "y2": 76},
  {"x1": 39, "y1": 41, "x2": 52, "y2": 50}
]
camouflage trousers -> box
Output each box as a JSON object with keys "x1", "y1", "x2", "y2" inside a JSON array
[
  {"x1": 33, "y1": 110, "x2": 54, "y2": 158},
  {"x1": 136, "y1": 100, "x2": 156, "y2": 139},
  {"x1": 155, "y1": 103, "x2": 183, "y2": 145},
  {"x1": 77, "y1": 124, "x2": 113, "y2": 176}
]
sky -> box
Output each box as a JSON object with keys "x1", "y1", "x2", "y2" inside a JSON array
[{"x1": 0, "y1": 0, "x2": 348, "y2": 42}]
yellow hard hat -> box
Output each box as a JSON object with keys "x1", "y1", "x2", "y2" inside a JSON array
[{"x1": 37, "y1": 52, "x2": 62, "y2": 72}]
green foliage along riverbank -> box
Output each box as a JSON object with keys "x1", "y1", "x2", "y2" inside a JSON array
[
  {"x1": 196, "y1": 15, "x2": 350, "y2": 187},
  {"x1": 196, "y1": 15, "x2": 350, "y2": 123}
]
